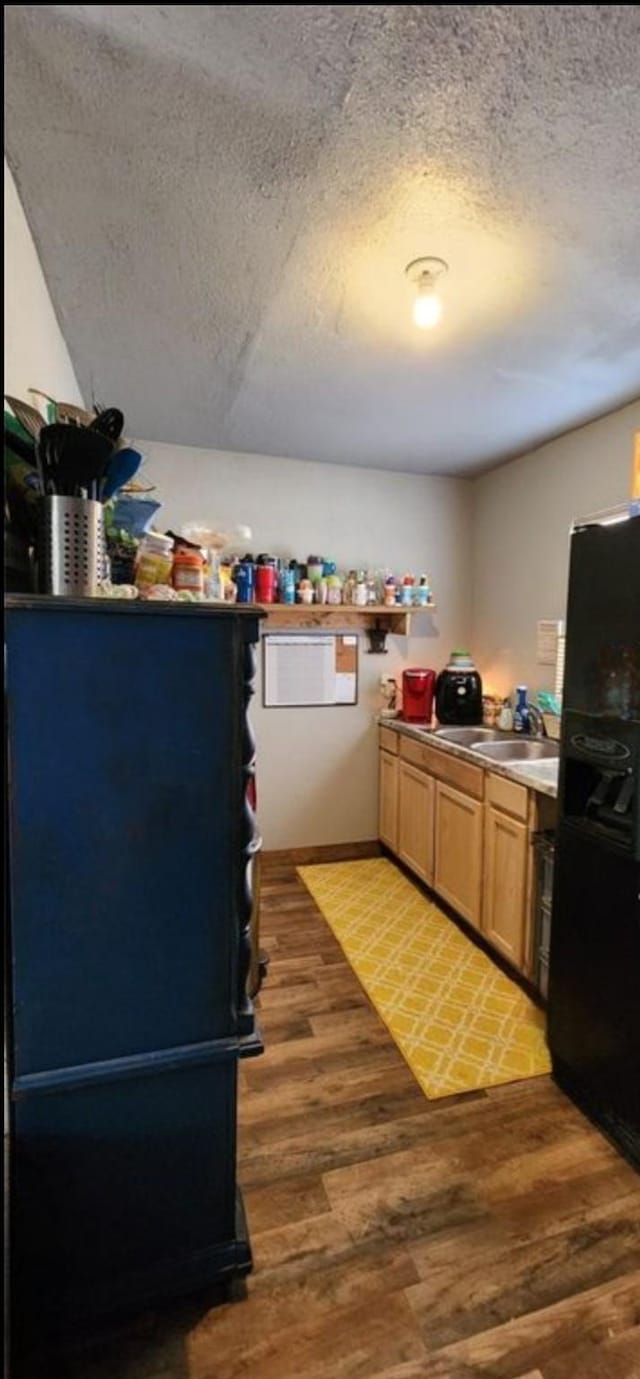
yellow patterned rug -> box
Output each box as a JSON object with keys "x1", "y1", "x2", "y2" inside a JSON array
[{"x1": 297, "y1": 857, "x2": 550, "y2": 1099}]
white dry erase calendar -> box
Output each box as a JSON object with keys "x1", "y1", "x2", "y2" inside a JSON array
[{"x1": 263, "y1": 634, "x2": 358, "y2": 707}]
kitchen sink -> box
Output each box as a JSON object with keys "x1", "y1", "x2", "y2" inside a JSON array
[
  {"x1": 433, "y1": 727, "x2": 506, "y2": 746},
  {"x1": 471, "y1": 740, "x2": 559, "y2": 762}
]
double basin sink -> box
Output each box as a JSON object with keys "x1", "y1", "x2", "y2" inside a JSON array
[{"x1": 432, "y1": 726, "x2": 559, "y2": 762}]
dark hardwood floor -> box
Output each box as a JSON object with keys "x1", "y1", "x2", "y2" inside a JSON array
[{"x1": 65, "y1": 857, "x2": 640, "y2": 1379}]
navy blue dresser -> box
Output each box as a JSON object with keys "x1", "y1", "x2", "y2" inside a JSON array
[{"x1": 5, "y1": 596, "x2": 263, "y2": 1348}]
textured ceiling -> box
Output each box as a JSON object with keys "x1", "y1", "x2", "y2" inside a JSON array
[{"x1": 5, "y1": 4, "x2": 640, "y2": 474}]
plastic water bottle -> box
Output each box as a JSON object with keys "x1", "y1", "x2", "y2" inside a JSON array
[
  {"x1": 513, "y1": 685, "x2": 530, "y2": 734},
  {"x1": 279, "y1": 568, "x2": 296, "y2": 604}
]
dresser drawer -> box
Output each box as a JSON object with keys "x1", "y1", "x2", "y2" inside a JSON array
[
  {"x1": 486, "y1": 772, "x2": 529, "y2": 822},
  {"x1": 379, "y1": 725, "x2": 399, "y2": 755}
]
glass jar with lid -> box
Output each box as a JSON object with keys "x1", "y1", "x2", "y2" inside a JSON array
[{"x1": 134, "y1": 532, "x2": 174, "y2": 591}]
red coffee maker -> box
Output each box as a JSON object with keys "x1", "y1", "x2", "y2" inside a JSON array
[{"x1": 402, "y1": 668, "x2": 436, "y2": 723}]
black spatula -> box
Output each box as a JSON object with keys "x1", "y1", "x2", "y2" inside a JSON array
[{"x1": 37, "y1": 425, "x2": 114, "y2": 498}]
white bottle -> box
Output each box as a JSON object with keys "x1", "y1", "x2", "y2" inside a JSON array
[{"x1": 497, "y1": 699, "x2": 514, "y2": 731}]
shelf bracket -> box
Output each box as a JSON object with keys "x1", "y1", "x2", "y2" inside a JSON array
[{"x1": 365, "y1": 620, "x2": 389, "y2": 654}]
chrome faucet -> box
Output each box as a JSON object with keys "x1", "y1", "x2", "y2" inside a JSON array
[{"x1": 527, "y1": 705, "x2": 546, "y2": 737}]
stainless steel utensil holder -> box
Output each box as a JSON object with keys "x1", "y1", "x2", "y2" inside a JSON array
[{"x1": 42, "y1": 496, "x2": 106, "y2": 597}]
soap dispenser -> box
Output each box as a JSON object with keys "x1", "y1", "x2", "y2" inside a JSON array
[{"x1": 513, "y1": 686, "x2": 530, "y2": 734}]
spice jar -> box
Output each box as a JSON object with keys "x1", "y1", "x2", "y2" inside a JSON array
[
  {"x1": 482, "y1": 695, "x2": 498, "y2": 727},
  {"x1": 134, "y1": 532, "x2": 174, "y2": 592},
  {"x1": 173, "y1": 547, "x2": 204, "y2": 597},
  {"x1": 219, "y1": 560, "x2": 233, "y2": 599},
  {"x1": 343, "y1": 570, "x2": 357, "y2": 604}
]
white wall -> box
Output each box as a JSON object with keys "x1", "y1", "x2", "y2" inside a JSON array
[
  {"x1": 4, "y1": 157, "x2": 83, "y2": 404},
  {"x1": 471, "y1": 401, "x2": 640, "y2": 698},
  {"x1": 142, "y1": 441, "x2": 473, "y2": 848}
]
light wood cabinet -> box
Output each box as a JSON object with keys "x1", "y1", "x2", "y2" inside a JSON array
[
  {"x1": 398, "y1": 761, "x2": 435, "y2": 885},
  {"x1": 378, "y1": 749, "x2": 399, "y2": 851},
  {"x1": 483, "y1": 805, "x2": 528, "y2": 967},
  {"x1": 378, "y1": 734, "x2": 557, "y2": 981},
  {"x1": 434, "y1": 780, "x2": 484, "y2": 929}
]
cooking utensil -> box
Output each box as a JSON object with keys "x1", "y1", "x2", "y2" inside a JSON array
[
  {"x1": 5, "y1": 407, "x2": 36, "y2": 452},
  {"x1": 5, "y1": 395, "x2": 45, "y2": 440},
  {"x1": 56, "y1": 401, "x2": 97, "y2": 427},
  {"x1": 27, "y1": 391, "x2": 97, "y2": 428},
  {"x1": 62, "y1": 427, "x2": 113, "y2": 500},
  {"x1": 101, "y1": 446, "x2": 142, "y2": 500},
  {"x1": 90, "y1": 408, "x2": 125, "y2": 443},
  {"x1": 27, "y1": 389, "x2": 57, "y2": 424},
  {"x1": 120, "y1": 478, "x2": 156, "y2": 493},
  {"x1": 35, "y1": 425, "x2": 61, "y2": 495},
  {"x1": 5, "y1": 425, "x2": 36, "y2": 464},
  {"x1": 37, "y1": 424, "x2": 114, "y2": 499}
]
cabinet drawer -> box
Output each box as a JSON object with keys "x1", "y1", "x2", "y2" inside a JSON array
[
  {"x1": 400, "y1": 735, "x2": 439, "y2": 772},
  {"x1": 486, "y1": 772, "x2": 528, "y2": 822},
  {"x1": 379, "y1": 725, "x2": 399, "y2": 755},
  {"x1": 400, "y1": 736, "x2": 484, "y2": 800}
]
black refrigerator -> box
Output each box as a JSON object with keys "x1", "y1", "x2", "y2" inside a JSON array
[{"x1": 548, "y1": 510, "x2": 640, "y2": 1167}]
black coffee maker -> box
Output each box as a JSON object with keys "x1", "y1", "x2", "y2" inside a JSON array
[{"x1": 435, "y1": 650, "x2": 483, "y2": 725}]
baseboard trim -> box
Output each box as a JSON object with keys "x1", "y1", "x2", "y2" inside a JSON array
[{"x1": 263, "y1": 840, "x2": 381, "y2": 866}]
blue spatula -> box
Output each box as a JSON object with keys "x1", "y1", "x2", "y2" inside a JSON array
[{"x1": 101, "y1": 447, "x2": 142, "y2": 501}]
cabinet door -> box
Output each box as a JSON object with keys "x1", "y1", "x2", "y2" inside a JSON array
[
  {"x1": 398, "y1": 762, "x2": 435, "y2": 885},
  {"x1": 378, "y1": 750, "x2": 399, "y2": 852},
  {"x1": 483, "y1": 806, "x2": 528, "y2": 969},
  {"x1": 434, "y1": 781, "x2": 483, "y2": 928}
]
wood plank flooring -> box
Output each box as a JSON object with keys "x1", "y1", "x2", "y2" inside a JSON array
[{"x1": 65, "y1": 858, "x2": 640, "y2": 1379}]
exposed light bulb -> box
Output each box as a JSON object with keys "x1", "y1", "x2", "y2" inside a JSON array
[
  {"x1": 413, "y1": 283, "x2": 442, "y2": 329},
  {"x1": 405, "y1": 257, "x2": 448, "y2": 331}
]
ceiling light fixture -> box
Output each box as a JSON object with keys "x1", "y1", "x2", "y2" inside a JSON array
[{"x1": 405, "y1": 257, "x2": 448, "y2": 330}]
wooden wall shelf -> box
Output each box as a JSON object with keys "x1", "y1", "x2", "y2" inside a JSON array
[{"x1": 258, "y1": 603, "x2": 436, "y2": 637}]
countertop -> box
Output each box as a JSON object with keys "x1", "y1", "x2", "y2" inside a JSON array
[{"x1": 378, "y1": 716, "x2": 559, "y2": 799}]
